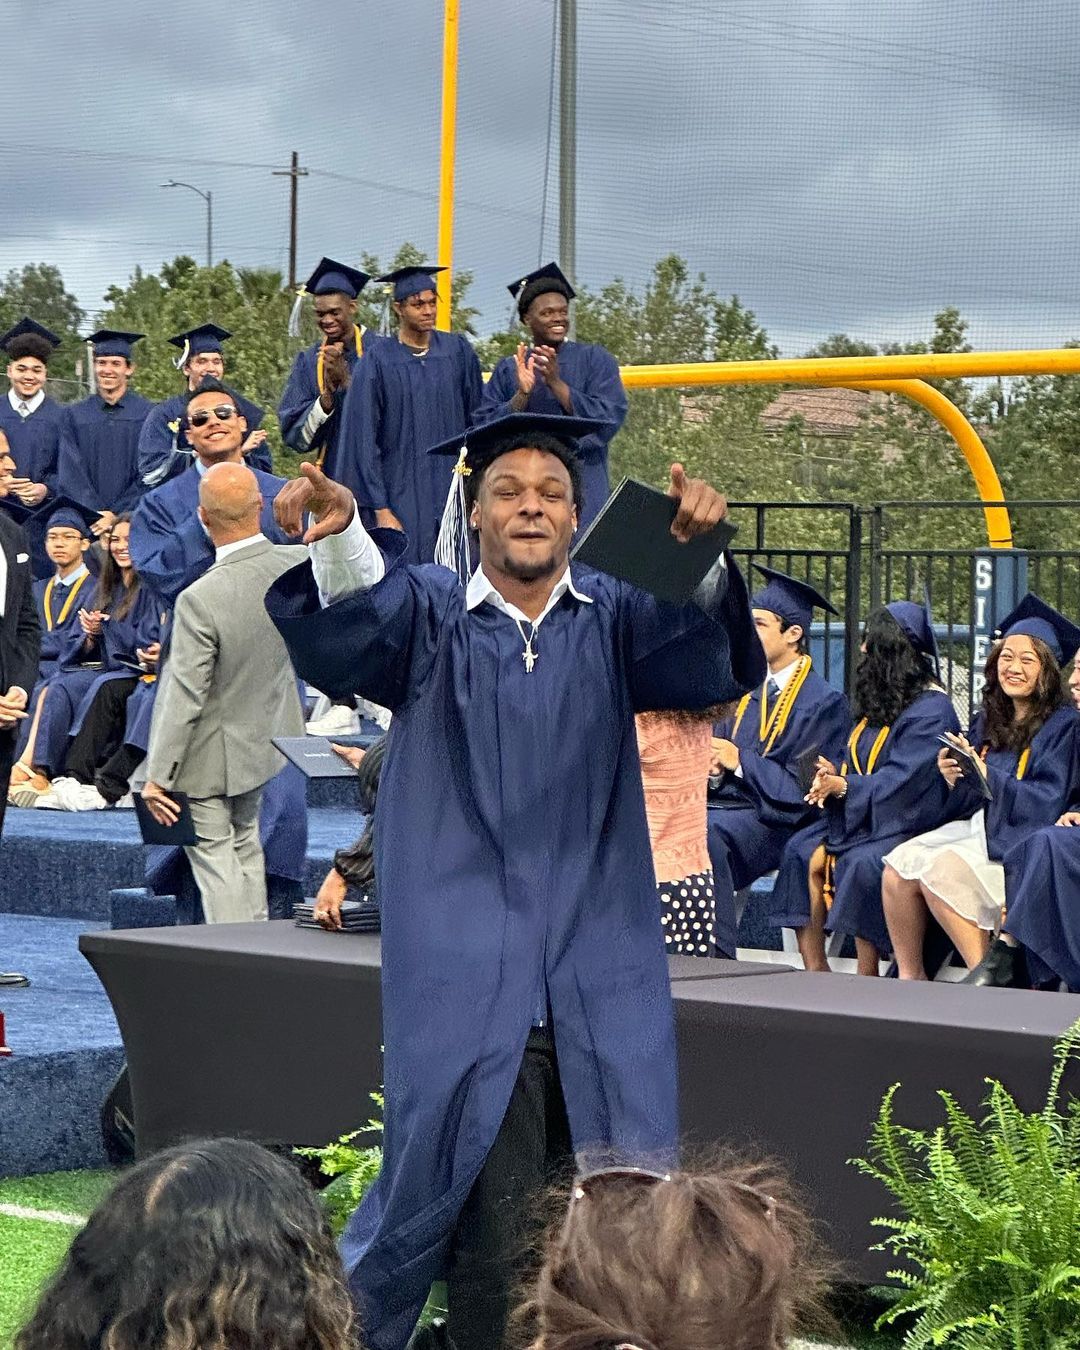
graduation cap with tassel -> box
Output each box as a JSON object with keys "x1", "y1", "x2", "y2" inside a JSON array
[
  {"x1": 375, "y1": 265, "x2": 445, "y2": 335},
  {"x1": 287, "y1": 258, "x2": 371, "y2": 338}
]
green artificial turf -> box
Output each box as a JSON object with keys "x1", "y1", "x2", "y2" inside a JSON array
[{"x1": 0, "y1": 1169, "x2": 114, "y2": 1349}]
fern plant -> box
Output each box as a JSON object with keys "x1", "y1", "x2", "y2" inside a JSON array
[
  {"x1": 851, "y1": 1018, "x2": 1080, "y2": 1348},
  {"x1": 296, "y1": 1090, "x2": 384, "y2": 1237}
]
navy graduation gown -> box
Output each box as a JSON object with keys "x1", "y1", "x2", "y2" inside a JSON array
[
  {"x1": 57, "y1": 392, "x2": 153, "y2": 514},
  {"x1": 265, "y1": 540, "x2": 763, "y2": 1350},
  {"x1": 476, "y1": 341, "x2": 628, "y2": 529},
  {"x1": 32, "y1": 568, "x2": 94, "y2": 677},
  {"x1": 1004, "y1": 823, "x2": 1080, "y2": 989},
  {"x1": 768, "y1": 689, "x2": 960, "y2": 950},
  {"x1": 128, "y1": 463, "x2": 289, "y2": 605},
  {"x1": 336, "y1": 332, "x2": 484, "y2": 563},
  {"x1": 0, "y1": 395, "x2": 63, "y2": 499},
  {"x1": 278, "y1": 329, "x2": 377, "y2": 476},
  {"x1": 707, "y1": 665, "x2": 850, "y2": 956},
  {"x1": 137, "y1": 390, "x2": 268, "y2": 489},
  {"x1": 939, "y1": 707, "x2": 1080, "y2": 860}
]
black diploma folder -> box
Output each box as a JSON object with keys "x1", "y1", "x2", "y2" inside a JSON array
[
  {"x1": 133, "y1": 791, "x2": 198, "y2": 846},
  {"x1": 937, "y1": 734, "x2": 993, "y2": 801},
  {"x1": 272, "y1": 736, "x2": 358, "y2": 779},
  {"x1": 570, "y1": 477, "x2": 738, "y2": 604}
]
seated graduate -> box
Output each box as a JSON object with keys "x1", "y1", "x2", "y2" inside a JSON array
[
  {"x1": 999, "y1": 650, "x2": 1080, "y2": 992},
  {"x1": 882, "y1": 594, "x2": 1080, "y2": 983},
  {"x1": 0, "y1": 318, "x2": 64, "y2": 516},
  {"x1": 11, "y1": 515, "x2": 164, "y2": 808},
  {"x1": 138, "y1": 324, "x2": 268, "y2": 489},
  {"x1": 637, "y1": 706, "x2": 729, "y2": 956},
  {"x1": 477, "y1": 263, "x2": 628, "y2": 531},
  {"x1": 279, "y1": 256, "x2": 378, "y2": 477},
  {"x1": 129, "y1": 376, "x2": 290, "y2": 604},
  {"x1": 767, "y1": 601, "x2": 960, "y2": 975},
  {"x1": 312, "y1": 736, "x2": 386, "y2": 919},
  {"x1": 707, "y1": 566, "x2": 851, "y2": 958}
]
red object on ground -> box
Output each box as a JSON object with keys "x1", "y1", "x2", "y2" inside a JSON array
[{"x1": 0, "y1": 1011, "x2": 10, "y2": 1056}]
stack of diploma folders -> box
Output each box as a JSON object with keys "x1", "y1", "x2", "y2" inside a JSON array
[{"x1": 294, "y1": 899, "x2": 381, "y2": 934}]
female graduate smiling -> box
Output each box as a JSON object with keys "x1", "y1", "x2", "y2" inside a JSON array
[{"x1": 882, "y1": 593, "x2": 1080, "y2": 983}]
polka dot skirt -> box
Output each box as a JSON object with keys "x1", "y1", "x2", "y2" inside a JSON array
[{"x1": 658, "y1": 869, "x2": 716, "y2": 957}]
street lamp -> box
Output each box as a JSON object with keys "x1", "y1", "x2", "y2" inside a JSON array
[{"x1": 160, "y1": 180, "x2": 213, "y2": 268}]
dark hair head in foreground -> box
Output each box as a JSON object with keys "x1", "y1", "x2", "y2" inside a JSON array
[
  {"x1": 16, "y1": 1137, "x2": 357, "y2": 1350},
  {"x1": 521, "y1": 1156, "x2": 833, "y2": 1350}
]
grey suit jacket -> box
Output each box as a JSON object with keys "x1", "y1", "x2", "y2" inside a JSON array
[{"x1": 147, "y1": 538, "x2": 307, "y2": 797}]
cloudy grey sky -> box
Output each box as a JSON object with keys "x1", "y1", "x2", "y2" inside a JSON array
[{"x1": 5, "y1": 0, "x2": 1080, "y2": 354}]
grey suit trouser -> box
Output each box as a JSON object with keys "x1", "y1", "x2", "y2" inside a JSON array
[{"x1": 184, "y1": 787, "x2": 267, "y2": 924}]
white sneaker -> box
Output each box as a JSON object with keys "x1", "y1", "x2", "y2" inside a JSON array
[
  {"x1": 36, "y1": 777, "x2": 109, "y2": 811},
  {"x1": 305, "y1": 705, "x2": 360, "y2": 737}
]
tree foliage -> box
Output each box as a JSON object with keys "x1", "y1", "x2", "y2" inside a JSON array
[{"x1": 0, "y1": 263, "x2": 86, "y2": 385}]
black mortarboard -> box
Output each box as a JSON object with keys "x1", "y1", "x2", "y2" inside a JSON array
[
  {"x1": 39, "y1": 495, "x2": 96, "y2": 538},
  {"x1": 996, "y1": 593, "x2": 1080, "y2": 665},
  {"x1": 304, "y1": 257, "x2": 370, "y2": 299},
  {"x1": 429, "y1": 412, "x2": 604, "y2": 585},
  {"x1": 0, "y1": 317, "x2": 61, "y2": 356},
  {"x1": 751, "y1": 565, "x2": 837, "y2": 633},
  {"x1": 378, "y1": 265, "x2": 445, "y2": 302},
  {"x1": 509, "y1": 262, "x2": 576, "y2": 319},
  {"x1": 88, "y1": 329, "x2": 144, "y2": 359}
]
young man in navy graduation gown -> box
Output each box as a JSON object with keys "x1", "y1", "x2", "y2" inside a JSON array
[
  {"x1": 0, "y1": 318, "x2": 65, "y2": 522},
  {"x1": 477, "y1": 263, "x2": 628, "y2": 531},
  {"x1": 336, "y1": 264, "x2": 483, "y2": 563},
  {"x1": 707, "y1": 566, "x2": 851, "y2": 957},
  {"x1": 128, "y1": 378, "x2": 306, "y2": 919},
  {"x1": 279, "y1": 257, "x2": 378, "y2": 480},
  {"x1": 137, "y1": 324, "x2": 268, "y2": 489},
  {"x1": 57, "y1": 330, "x2": 153, "y2": 540},
  {"x1": 265, "y1": 411, "x2": 764, "y2": 1350}
]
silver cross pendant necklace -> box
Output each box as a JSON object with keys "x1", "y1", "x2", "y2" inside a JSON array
[{"x1": 512, "y1": 617, "x2": 539, "y2": 673}]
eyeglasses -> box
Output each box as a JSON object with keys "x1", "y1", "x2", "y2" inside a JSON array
[{"x1": 188, "y1": 403, "x2": 238, "y2": 427}]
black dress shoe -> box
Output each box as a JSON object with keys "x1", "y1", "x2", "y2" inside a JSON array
[
  {"x1": 0, "y1": 972, "x2": 30, "y2": 988},
  {"x1": 961, "y1": 938, "x2": 1025, "y2": 988}
]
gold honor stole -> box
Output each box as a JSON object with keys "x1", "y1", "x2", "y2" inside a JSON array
[
  {"x1": 730, "y1": 656, "x2": 813, "y2": 756},
  {"x1": 979, "y1": 742, "x2": 1030, "y2": 781},
  {"x1": 823, "y1": 717, "x2": 891, "y2": 909},
  {"x1": 43, "y1": 571, "x2": 90, "y2": 631}
]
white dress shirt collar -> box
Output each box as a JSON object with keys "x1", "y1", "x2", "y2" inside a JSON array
[
  {"x1": 768, "y1": 654, "x2": 804, "y2": 694},
  {"x1": 8, "y1": 388, "x2": 44, "y2": 416},
  {"x1": 465, "y1": 565, "x2": 593, "y2": 628},
  {"x1": 55, "y1": 563, "x2": 90, "y2": 588},
  {"x1": 215, "y1": 532, "x2": 267, "y2": 563}
]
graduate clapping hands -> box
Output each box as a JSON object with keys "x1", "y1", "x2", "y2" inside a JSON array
[{"x1": 805, "y1": 755, "x2": 847, "y2": 808}]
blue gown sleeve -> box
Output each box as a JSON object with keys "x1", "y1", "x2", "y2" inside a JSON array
[
  {"x1": 56, "y1": 408, "x2": 103, "y2": 513},
  {"x1": 474, "y1": 358, "x2": 518, "y2": 423},
  {"x1": 982, "y1": 709, "x2": 1080, "y2": 854},
  {"x1": 339, "y1": 355, "x2": 388, "y2": 510},
  {"x1": 238, "y1": 396, "x2": 271, "y2": 473},
  {"x1": 562, "y1": 348, "x2": 628, "y2": 464},
  {"x1": 264, "y1": 532, "x2": 454, "y2": 710},
  {"x1": 459, "y1": 339, "x2": 485, "y2": 425},
  {"x1": 278, "y1": 351, "x2": 318, "y2": 451},
  {"x1": 833, "y1": 693, "x2": 959, "y2": 843},
  {"x1": 128, "y1": 493, "x2": 211, "y2": 606},
  {"x1": 739, "y1": 691, "x2": 852, "y2": 828},
  {"x1": 626, "y1": 555, "x2": 765, "y2": 713},
  {"x1": 137, "y1": 404, "x2": 186, "y2": 488}
]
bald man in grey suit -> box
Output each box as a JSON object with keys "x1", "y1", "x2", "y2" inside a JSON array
[{"x1": 142, "y1": 463, "x2": 306, "y2": 923}]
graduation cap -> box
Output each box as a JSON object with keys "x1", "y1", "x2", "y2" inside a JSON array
[
  {"x1": 87, "y1": 329, "x2": 144, "y2": 359},
  {"x1": 304, "y1": 257, "x2": 370, "y2": 299},
  {"x1": 751, "y1": 565, "x2": 837, "y2": 634},
  {"x1": 0, "y1": 317, "x2": 61, "y2": 360},
  {"x1": 38, "y1": 495, "x2": 96, "y2": 538},
  {"x1": 886, "y1": 598, "x2": 940, "y2": 678},
  {"x1": 378, "y1": 265, "x2": 445, "y2": 302},
  {"x1": 508, "y1": 262, "x2": 576, "y2": 319},
  {"x1": 429, "y1": 411, "x2": 605, "y2": 585},
  {"x1": 168, "y1": 323, "x2": 231, "y2": 369},
  {"x1": 995, "y1": 592, "x2": 1080, "y2": 665}
]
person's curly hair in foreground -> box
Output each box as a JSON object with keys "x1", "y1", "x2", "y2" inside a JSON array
[
  {"x1": 519, "y1": 1155, "x2": 834, "y2": 1350},
  {"x1": 16, "y1": 1137, "x2": 357, "y2": 1350}
]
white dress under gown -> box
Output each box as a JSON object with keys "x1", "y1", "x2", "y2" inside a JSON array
[{"x1": 884, "y1": 810, "x2": 1004, "y2": 931}]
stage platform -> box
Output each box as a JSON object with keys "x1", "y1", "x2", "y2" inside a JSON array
[
  {"x1": 81, "y1": 920, "x2": 1080, "y2": 1281},
  {"x1": 0, "y1": 915, "x2": 124, "y2": 1177}
]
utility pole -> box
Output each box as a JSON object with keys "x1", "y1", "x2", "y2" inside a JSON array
[
  {"x1": 273, "y1": 151, "x2": 309, "y2": 290},
  {"x1": 558, "y1": 0, "x2": 577, "y2": 338}
]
